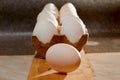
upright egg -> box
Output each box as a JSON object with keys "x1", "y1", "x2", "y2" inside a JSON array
[
  {"x1": 60, "y1": 16, "x2": 86, "y2": 43},
  {"x1": 46, "y1": 43, "x2": 81, "y2": 73},
  {"x1": 33, "y1": 19, "x2": 58, "y2": 44},
  {"x1": 37, "y1": 11, "x2": 58, "y2": 27},
  {"x1": 60, "y1": 3, "x2": 79, "y2": 20},
  {"x1": 60, "y1": 3, "x2": 86, "y2": 43},
  {"x1": 43, "y1": 3, "x2": 59, "y2": 18},
  {"x1": 37, "y1": 3, "x2": 59, "y2": 20}
]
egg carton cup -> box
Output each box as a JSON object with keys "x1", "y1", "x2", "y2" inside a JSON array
[{"x1": 32, "y1": 29, "x2": 89, "y2": 59}]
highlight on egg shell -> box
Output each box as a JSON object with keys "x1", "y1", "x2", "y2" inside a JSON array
[
  {"x1": 40, "y1": 3, "x2": 59, "y2": 19},
  {"x1": 46, "y1": 43, "x2": 81, "y2": 73},
  {"x1": 60, "y1": 3, "x2": 79, "y2": 19}
]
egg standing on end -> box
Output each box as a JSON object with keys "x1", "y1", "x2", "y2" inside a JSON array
[
  {"x1": 60, "y1": 3, "x2": 86, "y2": 43},
  {"x1": 37, "y1": 3, "x2": 59, "y2": 21},
  {"x1": 33, "y1": 20, "x2": 58, "y2": 44},
  {"x1": 46, "y1": 43, "x2": 81, "y2": 73},
  {"x1": 33, "y1": 3, "x2": 59, "y2": 44}
]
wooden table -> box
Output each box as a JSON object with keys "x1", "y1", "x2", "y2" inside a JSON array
[
  {"x1": 0, "y1": 55, "x2": 33, "y2": 80},
  {"x1": 0, "y1": 52, "x2": 120, "y2": 80},
  {"x1": 87, "y1": 52, "x2": 120, "y2": 80},
  {"x1": 27, "y1": 50, "x2": 94, "y2": 80}
]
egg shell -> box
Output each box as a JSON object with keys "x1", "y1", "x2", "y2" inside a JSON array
[
  {"x1": 42, "y1": 3, "x2": 59, "y2": 18},
  {"x1": 46, "y1": 43, "x2": 81, "y2": 73},
  {"x1": 60, "y1": 16, "x2": 86, "y2": 43},
  {"x1": 61, "y1": 15, "x2": 86, "y2": 30},
  {"x1": 60, "y1": 11, "x2": 79, "y2": 22},
  {"x1": 37, "y1": 11, "x2": 58, "y2": 27},
  {"x1": 60, "y1": 3, "x2": 77, "y2": 14},
  {"x1": 33, "y1": 19, "x2": 58, "y2": 44},
  {"x1": 60, "y1": 9, "x2": 78, "y2": 19},
  {"x1": 60, "y1": 3, "x2": 78, "y2": 18},
  {"x1": 60, "y1": 14, "x2": 79, "y2": 24}
]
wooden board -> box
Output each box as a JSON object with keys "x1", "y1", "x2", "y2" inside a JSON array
[
  {"x1": 27, "y1": 50, "x2": 94, "y2": 80},
  {"x1": 87, "y1": 52, "x2": 120, "y2": 80}
]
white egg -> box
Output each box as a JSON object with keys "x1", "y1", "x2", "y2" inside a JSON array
[
  {"x1": 60, "y1": 3, "x2": 76, "y2": 14},
  {"x1": 60, "y1": 12, "x2": 79, "y2": 22},
  {"x1": 33, "y1": 19, "x2": 58, "y2": 44},
  {"x1": 42, "y1": 3, "x2": 59, "y2": 18},
  {"x1": 62, "y1": 15, "x2": 85, "y2": 27},
  {"x1": 60, "y1": 3, "x2": 78, "y2": 18},
  {"x1": 60, "y1": 3, "x2": 86, "y2": 43},
  {"x1": 33, "y1": 3, "x2": 59, "y2": 44},
  {"x1": 60, "y1": 16, "x2": 86, "y2": 43},
  {"x1": 37, "y1": 11, "x2": 58, "y2": 28},
  {"x1": 46, "y1": 43, "x2": 81, "y2": 73},
  {"x1": 60, "y1": 14, "x2": 79, "y2": 24}
]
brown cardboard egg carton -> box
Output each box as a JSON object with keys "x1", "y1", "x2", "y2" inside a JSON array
[{"x1": 32, "y1": 29, "x2": 89, "y2": 59}]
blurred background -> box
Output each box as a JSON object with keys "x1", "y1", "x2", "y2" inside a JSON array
[{"x1": 0, "y1": 0, "x2": 120, "y2": 55}]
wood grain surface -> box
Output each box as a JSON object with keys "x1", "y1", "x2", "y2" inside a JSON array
[
  {"x1": 0, "y1": 52, "x2": 120, "y2": 80},
  {"x1": 27, "y1": 50, "x2": 94, "y2": 80},
  {"x1": 87, "y1": 52, "x2": 120, "y2": 80},
  {"x1": 0, "y1": 55, "x2": 33, "y2": 80}
]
